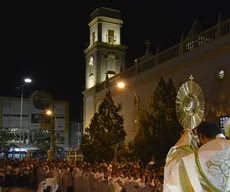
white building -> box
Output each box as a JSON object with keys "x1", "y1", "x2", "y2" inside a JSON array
[
  {"x1": 83, "y1": 7, "x2": 230, "y2": 142},
  {"x1": 0, "y1": 90, "x2": 69, "y2": 157}
]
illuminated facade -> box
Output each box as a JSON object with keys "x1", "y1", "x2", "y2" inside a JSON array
[
  {"x1": 0, "y1": 91, "x2": 69, "y2": 151},
  {"x1": 84, "y1": 7, "x2": 127, "y2": 90},
  {"x1": 83, "y1": 8, "x2": 230, "y2": 142}
]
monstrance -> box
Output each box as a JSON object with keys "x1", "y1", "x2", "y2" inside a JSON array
[{"x1": 176, "y1": 75, "x2": 205, "y2": 130}]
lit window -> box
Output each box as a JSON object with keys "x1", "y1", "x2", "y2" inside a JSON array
[
  {"x1": 107, "y1": 30, "x2": 116, "y2": 44},
  {"x1": 218, "y1": 70, "x2": 225, "y2": 79},
  {"x1": 89, "y1": 57, "x2": 93, "y2": 66},
  {"x1": 89, "y1": 56, "x2": 94, "y2": 76}
]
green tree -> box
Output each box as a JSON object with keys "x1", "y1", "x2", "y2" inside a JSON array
[
  {"x1": 81, "y1": 90, "x2": 126, "y2": 163},
  {"x1": 165, "y1": 78, "x2": 183, "y2": 148},
  {"x1": 0, "y1": 129, "x2": 18, "y2": 157},
  {"x1": 166, "y1": 78, "x2": 177, "y2": 121},
  {"x1": 33, "y1": 134, "x2": 50, "y2": 158},
  {"x1": 132, "y1": 76, "x2": 183, "y2": 162},
  {"x1": 132, "y1": 110, "x2": 156, "y2": 165},
  {"x1": 33, "y1": 132, "x2": 64, "y2": 159}
]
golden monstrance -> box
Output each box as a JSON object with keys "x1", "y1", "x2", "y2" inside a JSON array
[{"x1": 176, "y1": 75, "x2": 205, "y2": 130}]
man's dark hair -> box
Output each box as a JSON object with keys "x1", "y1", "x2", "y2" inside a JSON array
[{"x1": 197, "y1": 121, "x2": 220, "y2": 139}]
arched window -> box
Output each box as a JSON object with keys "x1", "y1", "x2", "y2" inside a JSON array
[
  {"x1": 105, "y1": 53, "x2": 118, "y2": 72},
  {"x1": 89, "y1": 56, "x2": 94, "y2": 76},
  {"x1": 107, "y1": 54, "x2": 116, "y2": 72}
]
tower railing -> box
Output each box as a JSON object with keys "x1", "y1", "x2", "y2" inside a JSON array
[{"x1": 106, "y1": 34, "x2": 117, "y2": 44}]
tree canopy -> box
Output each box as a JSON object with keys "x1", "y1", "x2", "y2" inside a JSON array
[
  {"x1": 81, "y1": 90, "x2": 126, "y2": 162},
  {"x1": 132, "y1": 77, "x2": 183, "y2": 164}
]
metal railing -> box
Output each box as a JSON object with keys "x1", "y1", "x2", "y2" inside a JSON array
[
  {"x1": 93, "y1": 19, "x2": 230, "y2": 92},
  {"x1": 106, "y1": 34, "x2": 117, "y2": 44}
]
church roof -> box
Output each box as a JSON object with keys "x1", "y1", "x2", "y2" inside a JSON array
[
  {"x1": 186, "y1": 20, "x2": 204, "y2": 38},
  {"x1": 91, "y1": 7, "x2": 121, "y2": 20}
]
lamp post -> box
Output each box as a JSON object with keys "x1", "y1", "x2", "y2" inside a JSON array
[
  {"x1": 117, "y1": 82, "x2": 140, "y2": 130},
  {"x1": 19, "y1": 78, "x2": 32, "y2": 144},
  {"x1": 46, "y1": 107, "x2": 55, "y2": 160}
]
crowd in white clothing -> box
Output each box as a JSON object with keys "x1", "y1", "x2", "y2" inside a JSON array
[{"x1": 0, "y1": 159, "x2": 164, "y2": 192}]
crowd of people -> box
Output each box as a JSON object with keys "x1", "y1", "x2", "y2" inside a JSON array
[
  {"x1": 1, "y1": 120, "x2": 229, "y2": 192},
  {"x1": 0, "y1": 158, "x2": 164, "y2": 192}
]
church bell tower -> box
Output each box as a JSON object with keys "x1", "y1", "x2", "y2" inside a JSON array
[{"x1": 84, "y1": 7, "x2": 127, "y2": 89}]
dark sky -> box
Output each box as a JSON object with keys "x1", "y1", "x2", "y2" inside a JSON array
[{"x1": 1, "y1": 1, "x2": 229, "y2": 121}]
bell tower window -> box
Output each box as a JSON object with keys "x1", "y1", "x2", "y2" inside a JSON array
[{"x1": 107, "y1": 30, "x2": 116, "y2": 44}]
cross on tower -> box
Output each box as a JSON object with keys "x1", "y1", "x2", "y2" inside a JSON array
[
  {"x1": 189, "y1": 75, "x2": 194, "y2": 81},
  {"x1": 145, "y1": 40, "x2": 151, "y2": 54}
]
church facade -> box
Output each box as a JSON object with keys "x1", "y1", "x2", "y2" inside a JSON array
[{"x1": 83, "y1": 7, "x2": 230, "y2": 142}]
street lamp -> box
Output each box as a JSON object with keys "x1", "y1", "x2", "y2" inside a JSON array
[
  {"x1": 46, "y1": 110, "x2": 52, "y2": 116},
  {"x1": 45, "y1": 107, "x2": 55, "y2": 160},
  {"x1": 117, "y1": 81, "x2": 140, "y2": 130},
  {"x1": 19, "y1": 78, "x2": 32, "y2": 144},
  {"x1": 24, "y1": 78, "x2": 32, "y2": 83}
]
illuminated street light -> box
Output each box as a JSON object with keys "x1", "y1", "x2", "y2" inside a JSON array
[
  {"x1": 117, "y1": 82, "x2": 125, "y2": 88},
  {"x1": 19, "y1": 77, "x2": 33, "y2": 147},
  {"x1": 24, "y1": 78, "x2": 32, "y2": 83},
  {"x1": 46, "y1": 110, "x2": 53, "y2": 116},
  {"x1": 45, "y1": 107, "x2": 55, "y2": 160}
]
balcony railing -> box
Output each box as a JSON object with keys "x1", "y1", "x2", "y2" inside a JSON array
[{"x1": 93, "y1": 19, "x2": 230, "y2": 92}]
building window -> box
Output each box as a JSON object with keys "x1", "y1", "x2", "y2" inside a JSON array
[
  {"x1": 219, "y1": 116, "x2": 228, "y2": 129},
  {"x1": 92, "y1": 32, "x2": 95, "y2": 44},
  {"x1": 105, "y1": 53, "x2": 118, "y2": 79},
  {"x1": 89, "y1": 56, "x2": 94, "y2": 76},
  {"x1": 107, "y1": 55, "x2": 115, "y2": 72},
  {"x1": 107, "y1": 30, "x2": 116, "y2": 44},
  {"x1": 218, "y1": 69, "x2": 225, "y2": 79}
]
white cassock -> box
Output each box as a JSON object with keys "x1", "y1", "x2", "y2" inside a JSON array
[
  {"x1": 89, "y1": 172, "x2": 97, "y2": 192},
  {"x1": 138, "y1": 179, "x2": 147, "y2": 191},
  {"x1": 95, "y1": 172, "x2": 104, "y2": 191},
  {"x1": 164, "y1": 130, "x2": 230, "y2": 192},
  {"x1": 109, "y1": 177, "x2": 123, "y2": 192},
  {"x1": 74, "y1": 169, "x2": 83, "y2": 192},
  {"x1": 52, "y1": 169, "x2": 60, "y2": 189}
]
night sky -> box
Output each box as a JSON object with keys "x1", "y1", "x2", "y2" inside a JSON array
[{"x1": 1, "y1": 1, "x2": 229, "y2": 121}]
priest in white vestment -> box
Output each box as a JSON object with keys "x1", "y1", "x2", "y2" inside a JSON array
[
  {"x1": 224, "y1": 118, "x2": 230, "y2": 139},
  {"x1": 163, "y1": 121, "x2": 230, "y2": 192}
]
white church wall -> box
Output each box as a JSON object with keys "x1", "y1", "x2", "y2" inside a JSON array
[
  {"x1": 84, "y1": 94, "x2": 95, "y2": 130},
  {"x1": 90, "y1": 24, "x2": 98, "y2": 45},
  {"x1": 87, "y1": 42, "x2": 230, "y2": 142}
]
